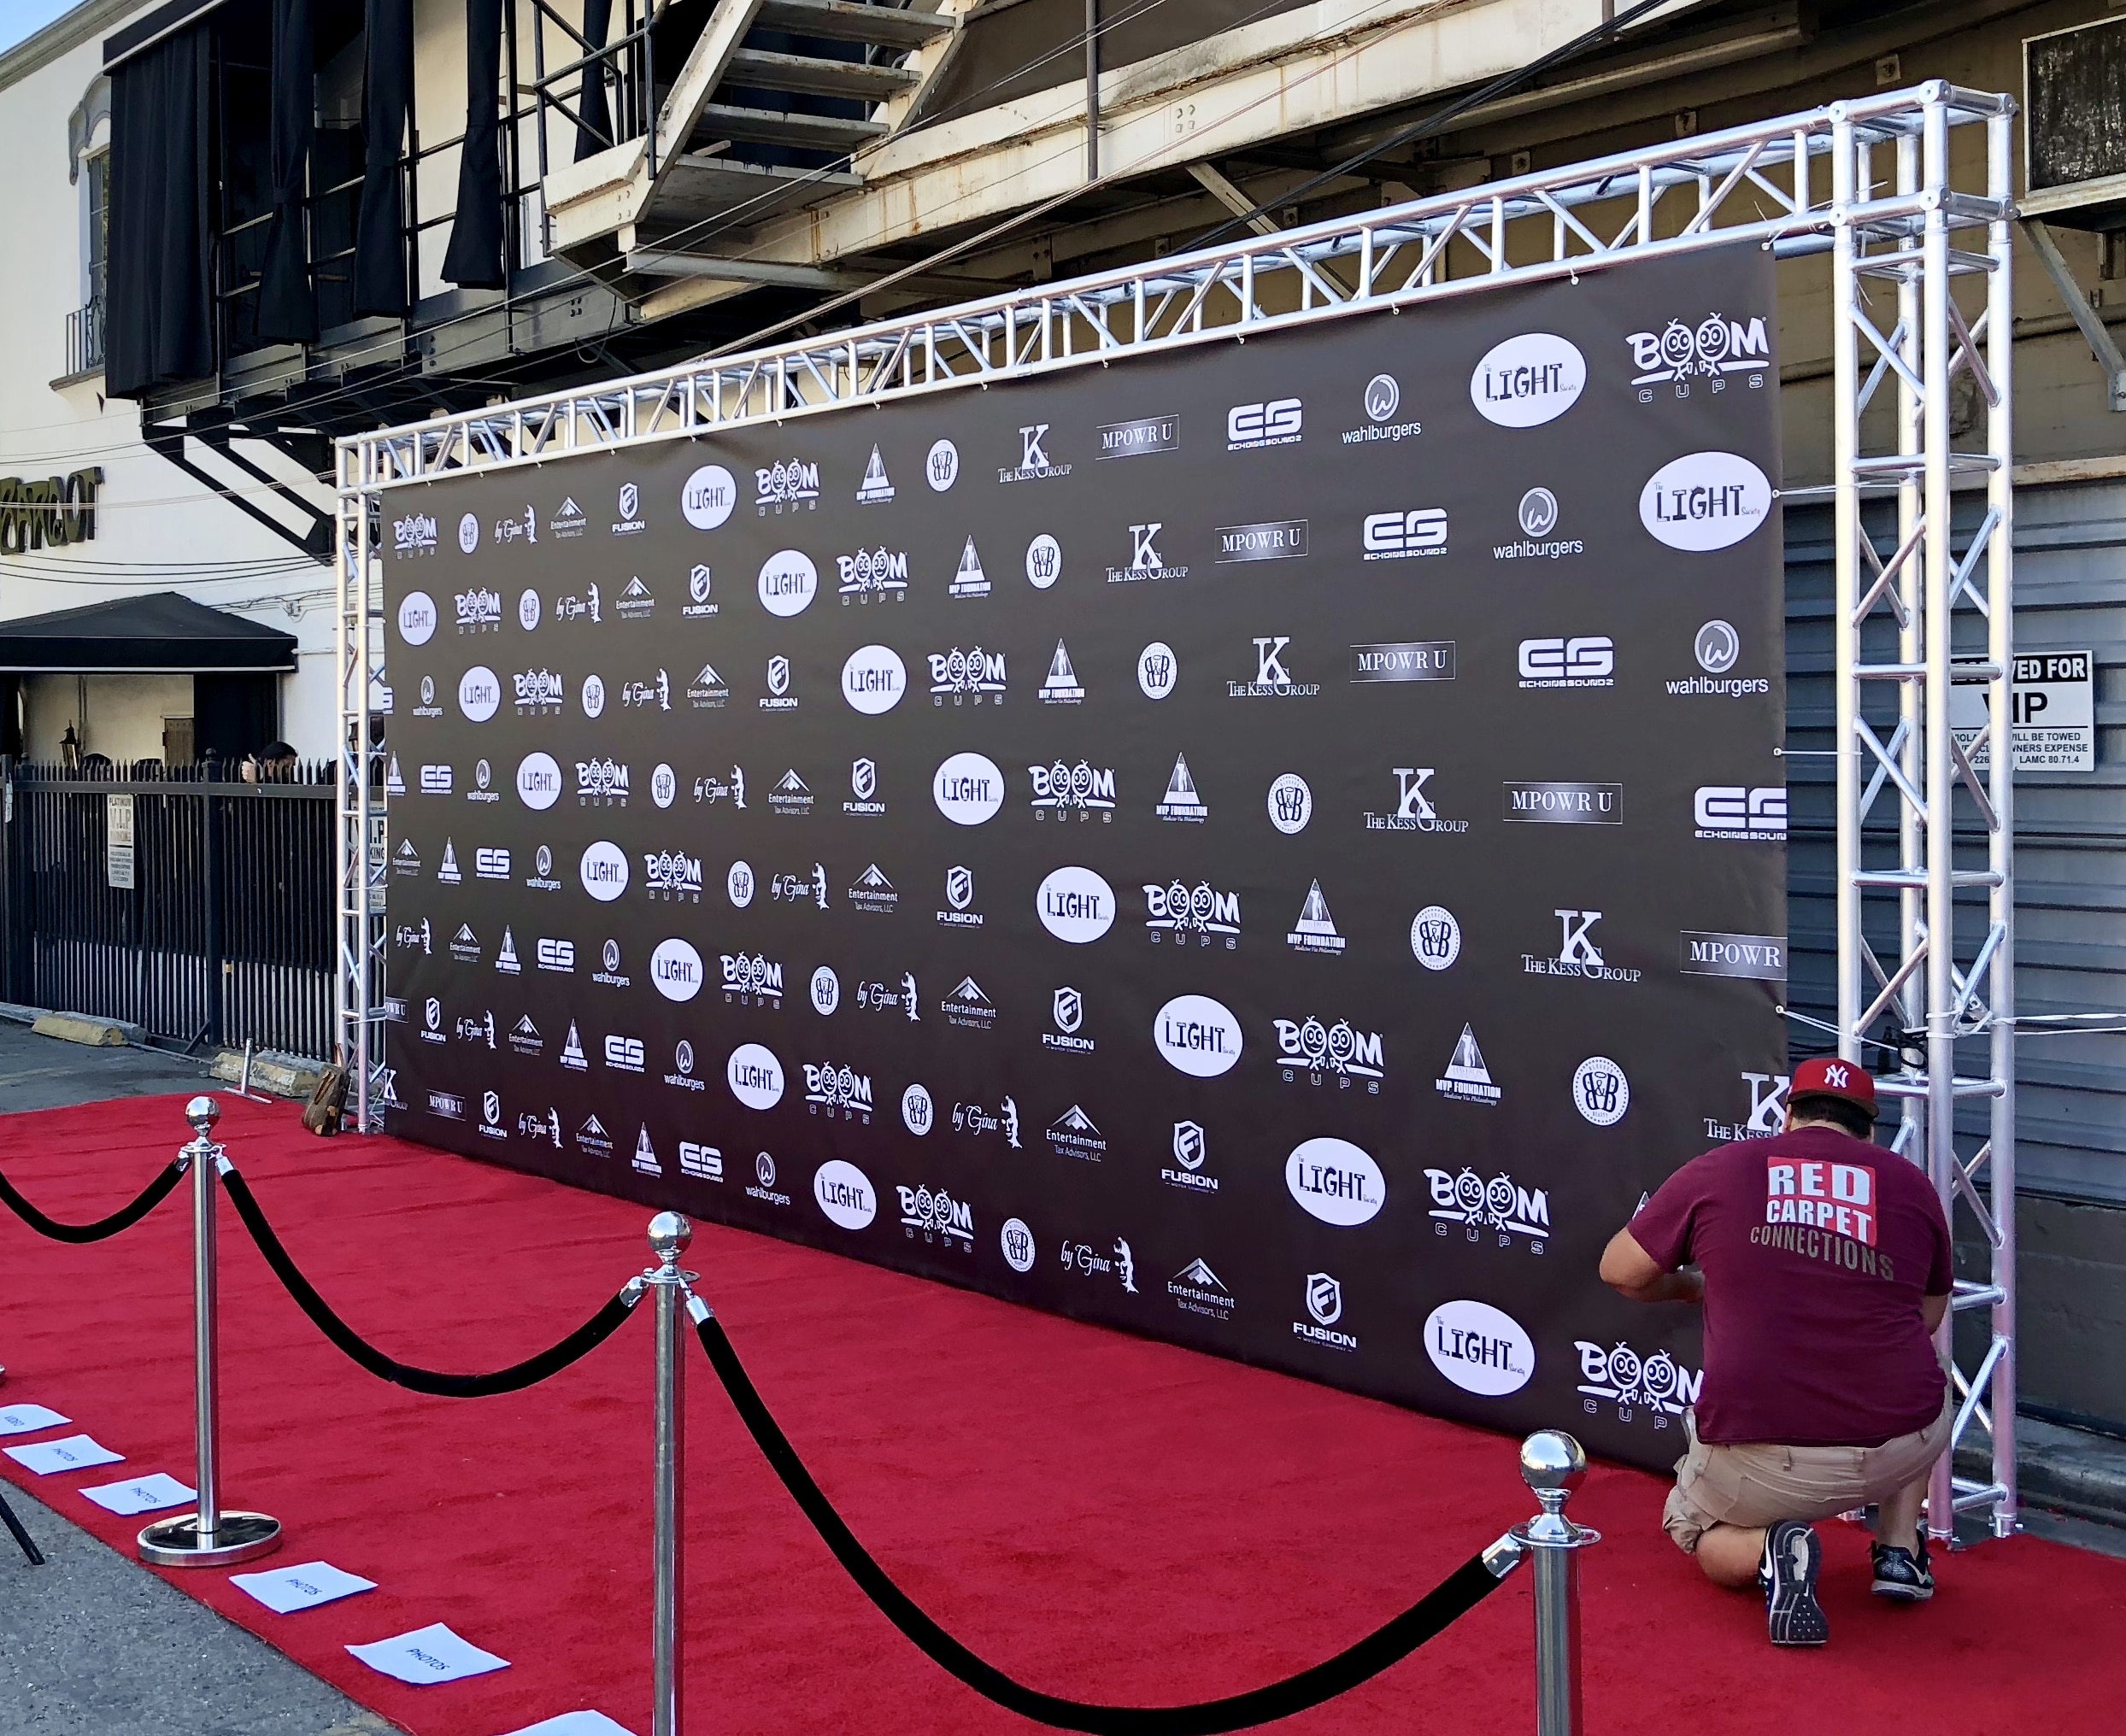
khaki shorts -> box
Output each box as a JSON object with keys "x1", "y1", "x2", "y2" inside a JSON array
[{"x1": 1661, "y1": 1398, "x2": 1953, "y2": 1553}]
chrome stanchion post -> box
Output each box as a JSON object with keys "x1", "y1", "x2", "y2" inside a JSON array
[
  {"x1": 1511, "y1": 1431, "x2": 1599, "y2": 1736},
  {"x1": 646, "y1": 1211, "x2": 696, "y2": 1736},
  {"x1": 139, "y1": 1096, "x2": 281, "y2": 1568}
]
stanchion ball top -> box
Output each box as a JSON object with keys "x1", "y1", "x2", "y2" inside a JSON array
[
  {"x1": 185, "y1": 1096, "x2": 221, "y2": 1135},
  {"x1": 1519, "y1": 1431, "x2": 1588, "y2": 1495},
  {"x1": 648, "y1": 1211, "x2": 694, "y2": 1263}
]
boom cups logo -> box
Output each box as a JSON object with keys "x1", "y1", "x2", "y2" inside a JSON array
[
  {"x1": 1424, "y1": 1169, "x2": 1549, "y2": 1249},
  {"x1": 1573, "y1": 1340, "x2": 1701, "y2": 1425},
  {"x1": 1626, "y1": 311, "x2": 1771, "y2": 396}
]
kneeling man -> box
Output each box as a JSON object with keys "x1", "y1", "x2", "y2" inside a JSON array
[{"x1": 1598, "y1": 1057, "x2": 1952, "y2": 1645}]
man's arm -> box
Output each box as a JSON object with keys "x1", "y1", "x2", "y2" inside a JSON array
[
  {"x1": 1599, "y1": 1229, "x2": 1705, "y2": 1305},
  {"x1": 1922, "y1": 1293, "x2": 1949, "y2": 1334}
]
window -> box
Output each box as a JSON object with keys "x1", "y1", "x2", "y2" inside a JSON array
[{"x1": 84, "y1": 147, "x2": 108, "y2": 313}]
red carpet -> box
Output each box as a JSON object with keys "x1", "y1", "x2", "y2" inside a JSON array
[{"x1": 0, "y1": 1094, "x2": 2115, "y2": 1736}]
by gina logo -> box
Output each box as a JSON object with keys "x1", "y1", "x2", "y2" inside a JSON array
[
  {"x1": 1639, "y1": 452, "x2": 1773, "y2": 551},
  {"x1": 1469, "y1": 331, "x2": 1587, "y2": 427},
  {"x1": 681, "y1": 463, "x2": 737, "y2": 530}
]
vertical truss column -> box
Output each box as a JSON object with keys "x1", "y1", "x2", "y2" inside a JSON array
[
  {"x1": 335, "y1": 447, "x2": 385, "y2": 1134},
  {"x1": 1831, "y1": 83, "x2": 2017, "y2": 1543}
]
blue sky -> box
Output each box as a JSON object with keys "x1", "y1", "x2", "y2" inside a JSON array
[{"x1": 0, "y1": 0, "x2": 87, "y2": 57}]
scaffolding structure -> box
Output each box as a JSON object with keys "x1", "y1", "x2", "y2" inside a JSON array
[{"x1": 335, "y1": 82, "x2": 2020, "y2": 1536}]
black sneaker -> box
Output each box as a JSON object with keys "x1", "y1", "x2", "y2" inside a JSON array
[
  {"x1": 1871, "y1": 1536, "x2": 1935, "y2": 1602},
  {"x1": 1763, "y1": 1520, "x2": 1829, "y2": 1645}
]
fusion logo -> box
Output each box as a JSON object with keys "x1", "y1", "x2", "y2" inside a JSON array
[
  {"x1": 1351, "y1": 640, "x2": 1454, "y2": 684},
  {"x1": 684, "y1": 564, "x2": 719, "y2": 619},
  {"x1": 1573, "y1": 1055, "x2": 1631, "y2": 1126},
  {"x1": 841, "y1": 644, "x2": 906, "y2": 714},
  {"x1": 1154, "y1": 994, "x2": 1242, "y2": 1077},
  {"x1": 1106, "y1": 522, "x2": 1188, "y2": 584},
  {"x1": 620, "y1": 670, "x2": 671, "y2": 711},
  {"x1": 1294, "y1": 1273, "x2": 1357, "y2": 1352},
  {"x1": 1494, "y1": 489, "x2": 1585, "y2": 560},
  {"x1": 514, "y1": 668, "x2": 565, "y2": 713},
  {"x1": 755, "y1": 458, "x2": 820, "y2": 515},
  {"x1": 687, "y1": 662, "x2": 731, "y2": 709},
  {"x1": 1425, "y1": 1301, "x2": 1536, "y2": 1396},
  {"x1": 1573, "y1": 1340, "x2": 1702, "y2": 1423},
  {"x1": 1042, "y1": 986, "x2": 1094, "y2": 1055},
  {"x1": 1229, "y1": 636, "x2": 1320, "y2": 699},
  {"x1": 1157, "y1": 754, "x2": 1207, "y2": 823},
  {"x1": 681, "y1": 463, "x2": 737, "y2": 530},
  {"x1": 392, "y1": 513, "x2": 438, "y2": 556},
  {"x1": 396, "y1": 591, "x2": 437, "y2": 645},
  {"x1": 1285, "y1": 881, "x2": 1345, "y2": 954},
  {"x1": 1524, "y1": 910, "x2": 1641, "y2": 983},
  {"x1": 1469, "y1": 331, "x2": 1587, "y2": 427},
  {"x1": 768, "y1": 769, "x2": 813, "y2": 817},
  {"x1": 1143, "y1": 878, "x2": 1240, "y2": 949},
  {"x1": 611, "y1": 481, "x2": 646, "y2": 536},
  {"x1": 847, "y1": 863, "x2": 898, "y2": 914},
  {"x1": 1639, "y1": 452, "x2": 1773, "y2": 551},
  {"x1": 603, "y1": 1033, "x2": 647, "y2": 1074},
  {"x1": 1169, "y1": 1258, "x2": 1234, "y2": 1322},
  {"x1": 837, "y1": 545, "x2": 908, "y2": 604},
  {"x1": 761, "y1": 655, "x2": 798, "y2": 712},
  {"x1": 856, "y1": 445, "x2": 895, "y2": 504},
  {"x1": 727, "y1": 1043, "x2": 785, "y2": 1111},
  {"x1": 937, "y1": 865, "x2": 983, "y2": 929},
  {"x1": 679, "y1": 1142, "x2": 723, "y2": 1182},
  {"x1": 803, "y1": 1064, "x2": 874, "y2": 1124},
  {"x1": 1037, "y1": 865, "x2": 1115, "y2": 942},
  {"x1": 1363, "y1": 767, "x2": 1468, "y2": 835},
  {"x1": 555, "y1": 584, "x2": 600, "y2": 623},
  {"x1": 1680, "y1": 931, "x2": 1787, "y2": 982},
  {"x1": 1518, "y1": 637, "x2": 1614, "y2": 689},
  {"x1": 643, "y1": 849, "x2": 703, "y2": 902},
  {"x1": 846, "y1": 757, "x2": 884, "y2": 818},
  {"x1": 1342, "y1": 372, "x2": 1422, "y2": 444},
  {"x1": 933, "y1": 753, "x2": 1005, "y2": 825},
  {"x1": 1436, "y1": 1025, "x2": 1501, "y2": 1106},
  {"x1": 1627, "y1": 312, "x2": 1771, "y2": 396},
  {"x1": 1025, "y1": 532, "x2": 1062, "y2": 589},
  {"x1": 1029, "y1": 760, "x2": 1115, "y2": 822},
  {"x1": 747, "y1": 1152, "x2": 791, "y2": 1208},
  {"x1": 455, "y1": 589, "x2": 503, "y2": 632},
  {"x1": 926, "y1": 438, "x2": 960, "y2": 491},
  {"x1": 1425, "y1": 1168, "x2": 1551, "y2": 1251},
  {"x1": 1668, "y1": 619, "x2": 1768, "y2": 697},
  {"x1": 1267, "y1": 773, "x2": 1313, "y2": 835},
  {"x1": 999, "y1": 424, "x2": 1071, "y2": 484},
  {"x1": 1504, "y1": 781, "x2": 1621, "y2": 825},
  {"x1": 458, "y1": 666, "x2": 501, "y2": 722},
  {"x1": 948, "y1": 536, "x2": 989, "y2": 597},
  {"x1": 1000, "y1": 1217, "x2": 1037, "y2": 1273},
  {"x1": 1038, "y1": 641, "x2": 1084, "y2": 704},
  {"x1": 940, "y1": 976, "x2": 998, "y2": 1031},
  {"x1": 550, "y1": 496, "x2": 587, "y2": 539},
  {"x1": 1693, "y1": 785, "x2": 1786, "y2": 841},
  {"x1": 1274, "y1": 1016, "x2": 1383, "y2": 1092},
  {"x1": 1361, "y1": 507, "x2": 1448, "y2": 560},
  {"x1": 1047, "y1": 1105, "x2": 1107, "y2": 1161},
  {"x1": 576, "y1": 757, "x2": 631, "y2": 806},
  {"x1": 1285, "y1": 1137, "x2": 1384, "y2": 1227},
  {"x1": 897, "y1": 1184, "x2": 973, "y2": 1250},
  {"x1": 719, "y1": 951, "x2": 784, "y2": 1007},
  {"x1": 1137, "y1": 642, "x2": 1178, "y2": 701},
  {"x1": 758, "y1": 549, "x2": 819, "y2": 617},
  {"x1": 1164, "y1": 1120, "x2": 1216, "y2": 1194},
  {"x1": 579, "y1": 840, "x2": 629, "y2": 901},
  {"x1": 1097, "y1": 413, "x2": 1178, "y2": 458},
  {"x1": 929, "y1": 645, "x2": 1007, "y2": 706},
  {"x1": 1226, "y1": 396, "x2": 1302, "y2": 449}
]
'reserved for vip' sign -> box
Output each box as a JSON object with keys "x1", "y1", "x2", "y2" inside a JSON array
[{"x1": 379, "y1": 242, "x2": 1787, "y2": 1469}]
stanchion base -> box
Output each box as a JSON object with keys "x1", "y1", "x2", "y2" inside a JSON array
[{"x1": 138, "y1": 1510, "x2": 281, "y2": 1568}]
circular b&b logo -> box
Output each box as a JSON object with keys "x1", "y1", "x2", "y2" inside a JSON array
[
  {"x1": 1268, "y1": 773, "x2": 1313, "y2": 835},
  {"x1": 1138, "y1": 642, "x2": 1178, "y2": 700},
  {"x1": 1573, "y1": 1056, "x2": 1630, "y2": 1127},
  {"x1": 1411, "y1": 906, "x2": 1460, "y2": 971}
]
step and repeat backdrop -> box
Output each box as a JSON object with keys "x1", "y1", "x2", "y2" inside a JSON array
[{"x1": 380, "y1": 241, "x2": 1787, "y2": 1469}]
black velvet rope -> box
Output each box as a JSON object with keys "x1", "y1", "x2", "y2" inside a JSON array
[
  {"x1": 0, "y1": 1158, "x2": 185, "y2": 1245},
  {"x1": 220, "y1": 1169, "x2": 640, "y2": 1397},
  {"x1": 694, "y1": 1312, "x2": 1515, "y2": 1734}
]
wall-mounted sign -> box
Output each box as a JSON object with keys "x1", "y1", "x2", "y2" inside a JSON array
[
  {"x1": 1953, "y1": 651, "x2": 2096, "y2": 772},
  {"x1": 0, "y1": 466, "x2": 103, "y2": 554},
  {"x1": 105, "y1": 793, "x2": 134, "y2": 890}
]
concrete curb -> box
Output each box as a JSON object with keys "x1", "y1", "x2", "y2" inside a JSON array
[
  {"x1": 29, "y1": 1012, "x2": 141, "y2": 1047},
  {"x1": 1959, "y1": 1415, "x2": 2126, "y2": 1531}
]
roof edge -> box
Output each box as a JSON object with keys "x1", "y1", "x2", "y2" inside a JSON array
[{"x1": 0, "y1": 0, "x2": 149, "y2": 96}]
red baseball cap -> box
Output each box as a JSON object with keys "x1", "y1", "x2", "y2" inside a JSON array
[{"x1": 1789, "y1": 1055, "x2": 1878, "y2": 1119}]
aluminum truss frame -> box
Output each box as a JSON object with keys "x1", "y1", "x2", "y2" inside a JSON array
[{"x1": 335, "y1": 81, "x2": 2020, "y2": 1534}]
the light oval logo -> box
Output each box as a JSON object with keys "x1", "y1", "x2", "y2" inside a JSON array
[
  {"x1": 578, "y1": 841, "x2": 629, "y2": 902},
  {"x1": 813, "y1": 1160, "x2": 876, "y2": 1230},
  {"x1": 727, "y1": 1042, "x2": 784, "y2": 1111},
  {"x1": 1424, "y1": 1299, "x2": 1536, "y2": 1397},
  {"x1": 515, "y1": 751, "x2": 561, "y2": 810},
  {"x1": 1638, "y1": 450, "x2": 1773, "y2": 551},
  {"x1": 841, "y1": 644, "x2": 906, "y2": 715},
  {"x1": 1154, "y1": 994, "x2": 1242, "y2": 1078},
  {"x1": 396, "y1": 591, "x2": 437, "y2": 646},
  {"x1": 1469, "y1": 332, "x2": 1587, "y2": 428},
  {"x1": 933, "y1": 752, "x2": 1004, "y2": 825},
  {"x1": 681, "y1": 462, "x2": 737, "y2": 531},
  {"x1": 757, "y1": 549, "x2": 817, "y2": 617},
  {"x1": 457, "y1": 666, "x2": 500, "y2": 722},
  {"x1": 1285, "y1": 1136, "x2": 1386, "y2": 1228},
  {"x1": 1037, "y1": 865, "x2": 1114, "y2": 944},
  {"x1": 649, "y1": 937, "x2": 703, "y2": 1003}
]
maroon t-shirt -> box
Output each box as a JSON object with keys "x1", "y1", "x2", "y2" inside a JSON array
[{"x1": 1629, "y1": 1128, "x2": 1952, "y2": 1447}]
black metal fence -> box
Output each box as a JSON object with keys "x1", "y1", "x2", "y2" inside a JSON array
[{"x1": 0, "y1": 762, "x2": 335, "y2": 1060}]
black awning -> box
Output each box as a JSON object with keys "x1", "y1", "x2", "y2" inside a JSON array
[
  {"x1": 103, "y1": 0, "x2": 230, "y2": 70},
  {"x1": 0, "y1": 592, "x2": 298, "y2": 674}
]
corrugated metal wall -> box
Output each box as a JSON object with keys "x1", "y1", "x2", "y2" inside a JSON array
[{"x1": 1785, "y1": 484, "x2": 2126, "y2": 1204}]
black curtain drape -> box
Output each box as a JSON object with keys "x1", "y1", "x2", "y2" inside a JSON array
[
  {"x1": 195, "y1": 674, "x2": 281, "y2": 762},
  {"x1": 255, "y1": 0, "x2": 318, "y2": 343},
  {"x1": 105, "y1": 26, "x2": 215, "y2": 399},
  {"x1": 574, "y1": 0, "x2": 613, "y2": 161},
  {"x1": 441, "y1": 0, "x2": 505, "y2": 289},
  {"x1": 353, "y1": 0, "x2": 414, "y2": 316}
]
